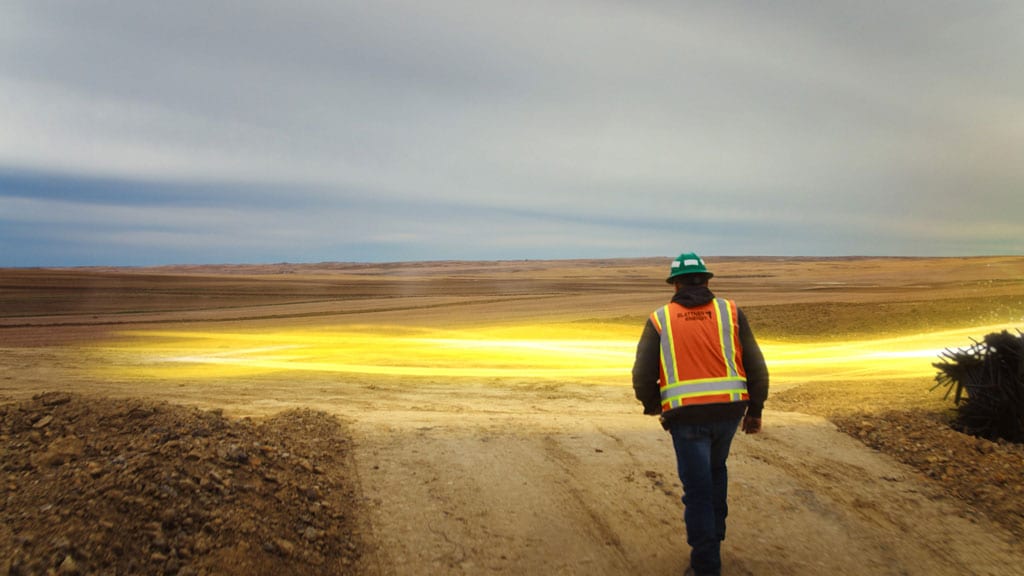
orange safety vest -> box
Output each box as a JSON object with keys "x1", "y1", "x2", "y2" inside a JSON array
[{"x1": 650, "y1": 298, "x2": 749, "y2": 411}]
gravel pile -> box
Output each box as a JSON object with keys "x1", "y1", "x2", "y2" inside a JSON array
[{"x1": 1, "y1": 393, "x2": 363, "y2": 576}]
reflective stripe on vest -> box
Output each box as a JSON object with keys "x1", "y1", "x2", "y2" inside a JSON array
[{"x1": 651, "y1": 298, "x2": 749, "y2": 411}]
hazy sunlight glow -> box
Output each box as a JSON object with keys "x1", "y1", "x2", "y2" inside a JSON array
[{"x1": 92, "y1": 322, "x2": 1022, "y2": 384}]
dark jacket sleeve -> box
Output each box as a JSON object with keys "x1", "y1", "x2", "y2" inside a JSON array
[
  {"x1": 737, "y1": 308, "x2": 769, "y2": 418},
  {"x1": 632, "y1": 319, "x2": 663, "y2": 415}
]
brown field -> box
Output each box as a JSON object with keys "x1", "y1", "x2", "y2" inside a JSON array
[{"x1": 2, "y1": 256, "x2": 1024, "y2": 575}]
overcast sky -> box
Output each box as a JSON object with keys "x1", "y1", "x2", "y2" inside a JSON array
[{"x1": 1, "y1": 1, "x2": 1022, "y2": 266}]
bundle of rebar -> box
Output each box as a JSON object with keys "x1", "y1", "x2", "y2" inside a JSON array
[{"x1": 933, "y1": 330, "x2": 1024, "y2": 443}]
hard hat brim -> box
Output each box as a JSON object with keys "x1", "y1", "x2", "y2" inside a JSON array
[{"x1": 665, "y1": 271, "x2": 714, "y2": 284}]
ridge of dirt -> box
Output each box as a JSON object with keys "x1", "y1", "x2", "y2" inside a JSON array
[
  {"x1": 833, "y1": 410, "x2": 1024, "y2": 538},
  {"x1": 0, "y1": 393, "x2": 364, "y2": 576},
  {"x1": 773, "y1": 382, "x2": 1024, "y2": 539}
]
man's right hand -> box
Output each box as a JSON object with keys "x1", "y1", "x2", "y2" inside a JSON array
[{"x1": 742, "y1": 416, "x2": 762, "y2": 434}]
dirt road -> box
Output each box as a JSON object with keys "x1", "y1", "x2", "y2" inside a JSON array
[
  {"x1": 7, "y1": 366, "x2": 1018, "y2": 575},
  {"x1": 340, "y1": 381, "x2": 1022, "y2": 576}
]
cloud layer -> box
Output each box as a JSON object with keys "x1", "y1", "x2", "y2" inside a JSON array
[{"x1": 2, "y1": 1, "x2": 1022, "y2": 265}]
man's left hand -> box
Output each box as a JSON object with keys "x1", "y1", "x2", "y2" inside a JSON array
[{"x1": 742, "y1": 416, "x2": 762, "y2": 434}]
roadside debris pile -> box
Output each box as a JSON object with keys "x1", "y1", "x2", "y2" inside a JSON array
[
  {"x1": 933, "y1": 330, "x2": 1024, "y2": 443},
  {"x1": 1, "y1": 393, "x2": 364, "y2": 576}
]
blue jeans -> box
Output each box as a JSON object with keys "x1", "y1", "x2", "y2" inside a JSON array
[{"x1": 667, "y1": 417, "x2": 742, "y2": 576}]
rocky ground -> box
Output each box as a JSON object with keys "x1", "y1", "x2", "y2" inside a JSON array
[{"x1": 1, "y1": 393, "x2": 364, "y2": 576}]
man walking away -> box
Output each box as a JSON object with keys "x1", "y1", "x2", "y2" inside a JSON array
[{"x1": 632, "y1": 252, "x2": 769, "y2": 576}]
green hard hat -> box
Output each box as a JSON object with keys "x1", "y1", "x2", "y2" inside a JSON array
[{"x1": 665, "y1": 252, "x2": 713, "y2": 283}]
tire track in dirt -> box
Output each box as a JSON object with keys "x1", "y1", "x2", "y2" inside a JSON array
[
  {"x1": 727, "y1": 411, "x2": 1024, "y2": 575},
  {"x1": 539, "y1": 434, "x2": 631, "y2": 564},
  {"x1": 345, "y1": 401, "x2": 1024, "y2": 576},
  {"x1": 349, "y1": 411, "x2": 700, "y2": 576}
]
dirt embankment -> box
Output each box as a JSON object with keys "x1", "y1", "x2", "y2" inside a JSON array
[{"x1": 1, "y1": 393, "x2": 365, "y2": 576}]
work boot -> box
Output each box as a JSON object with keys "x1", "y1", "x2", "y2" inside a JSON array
[{"x1": 684, "y1": 566, "x2": 718, "y2": 576}]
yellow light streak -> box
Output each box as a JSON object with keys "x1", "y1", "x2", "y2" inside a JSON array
[
  {"x1": 766, "y1": 322, "x2": 1022, "y2": 382},
  {"x1": 91, "y1": 322, "x2": 1022, "y2": 384},
  {"x1": 94, "y1": 324, "x2": 639, "y2": 381}
]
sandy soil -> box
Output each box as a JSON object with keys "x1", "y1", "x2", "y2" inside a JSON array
[{"x1": 2, "y1": 256, "x2": 1023, "y2": 575}]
